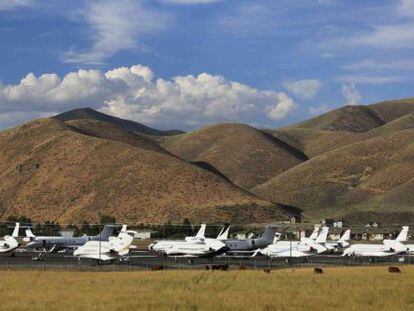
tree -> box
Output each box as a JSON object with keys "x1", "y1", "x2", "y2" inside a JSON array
[
  {"x1": 100, "y1": 214, "x2": 116, "y2": 224},
  {"x1": 182, "y1": 218, "x2": 193, "y2": 236}
]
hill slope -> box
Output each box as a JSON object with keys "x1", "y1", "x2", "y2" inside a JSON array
[
  {"x1": 0, "y1": 119, "x2": 293, "y2": 224},
  {"x1": 54, "y1": 108, "x2": 184, "y2": 136},
  {"x1": 162, "y1": 123, "x2": 308, "y2": 190},
  {"x1": 253, "y1": 125, "x2": 414, "y2": 222}
]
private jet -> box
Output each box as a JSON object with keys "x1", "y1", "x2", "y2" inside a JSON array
[
  {"x1": 24, "y1": 224, "x2": 116, "y2": 252},
  {"x1": 0, "y1": 223, "x2": 20, "y2": 253},
  {"x1": 253, "y1": 226, "x2": 328, "y2": 258},
  {"x1": 342, "y1": 226, "x2": 409, "y2": 257},
  {"x1": 149, "y1": 224, "x2": 230, "y2": 258},
  {"x1": 148, "y1": 224, "x2": 207, "y2": 253},
  {"x1": 73, "y1": 228, "x2": 134, "y2": 261}
]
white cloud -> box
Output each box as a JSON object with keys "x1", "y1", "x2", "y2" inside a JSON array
[
  {"x1": 342, "y1": 24, "x2": 414, "y2": 49},
  {"x1": 162, "y1": 0, "x2": 223, "y2": 4},
  {"x1": 0, "y1": 65, "x2": 296, "y2": 130},
  {"x1": 64, "y1": 0, "x2": 170, "y2": 64},
  {"x1": 343, "y1": 59, "x2": 414, "y2": 71},
  {"x1": 332, "y1": 1, "x2": 414, "y2": 50},
  {"x1": 336, "y1": 75, "x2": 402, "y2": 85},
  {"x1": 0, "y1": 0, "x2": 34, "y2": 10},
  {"x1": 341, "y1": 84, "x2": 361, "y2": 106},
  {"x1": 284, "y1": 79, "x2": 322, "y2": 99},
  {"x1": 399, "y1": 0, "x2": 414, "y2": 17},
  {"x1": 215, "y1": 3, "x2": 279, "y2": 36}
]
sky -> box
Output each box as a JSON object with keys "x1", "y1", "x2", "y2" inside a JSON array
[{"x1": 1, "y1": 0, "x2": 414, "y2": 131}]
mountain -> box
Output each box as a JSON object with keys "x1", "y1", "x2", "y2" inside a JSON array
[
  {"x1": 253, "y1": 98, "x2": 414, "y2": 222},
  {"x1": 162, "y1": 123, "x2": 308, "y2": 190},
  {"x1": 54, "y1": 108, "x2": 184, "y2": 136},
  {"x1": 4, "y1": 97, "x2": 414, "y2": 225},
  {"x1": 0, "y1": 117, "x2": 294, "y2": 224}
]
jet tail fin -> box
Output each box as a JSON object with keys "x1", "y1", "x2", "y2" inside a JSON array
[
  {"x1": 309, "y1": 226, "x2": 319, "y2": 240},
  {"x1": 25, "y1": 227, "x2": 36, "y2": 238},
  {"x1": 98, "y1": 225, "x2": 115, "y2": 240},
  {"x1": 195, "y1": 224, "x2": 206, "y2": 239},
  {"x1": 259, "y1": 225, "x2": 278, "y2": 244},
  {"x1": 12, "y1": 223, "x2": 20, "y2": 238},
  {"x1": 396, "y1": 226, "x2": 409, "y2": 242},
  {"x1": 315, "y1": 227, "x2": 329, "y2": 243},
  {"x1": 217, "y1": 226, "x2": 230, "y2": 240},
  {"x1": 339, "y1": 229, "x2": 351, "y2": 242}
]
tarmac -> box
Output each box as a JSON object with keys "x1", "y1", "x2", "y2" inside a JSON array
[{"x1": 0, "y1": 250, "x2": 413, "y2": 271}]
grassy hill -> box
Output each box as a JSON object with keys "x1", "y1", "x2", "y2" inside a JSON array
[
  {"x1": 3, "y1": 97, "x2": 414, "y2": 224},
  {"x1": 54, "y1": 108, "x2": 184, "y2": 136},
  {"x1": 0, "y1": 118, "x2": 292, "y2": 224},
  {"x1": 162, "y1": 123, "x2": 308, "y2": 190}
]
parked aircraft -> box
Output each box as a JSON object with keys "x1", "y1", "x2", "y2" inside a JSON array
[
  {"x1": 253, "y1": 226, "x2": 328, "y2": 258},
  {"x1": 162, "y1": 238, "x2": 228, "y2": 258},
  {"x1": 222, "y1": 225, "x2": 279, "y2": 254},
  {"x1": 342, "y1": 226, "x2": 409, "y2": 257},
  {"x1": 0, "y1": 223, "x2": 20, "y2": 253},
  {"x1": 24, "y1": 225, "x2": 116, "y2": 252},
  {"x1": 73, "y1": 228, "x2": 134, "y2": 261},
  {"x1": 149, "y1": 224, "x2": 208, "y2": 252},
  {"x1": 149, "y1": 224, "x2": 230, "y2": 257}
]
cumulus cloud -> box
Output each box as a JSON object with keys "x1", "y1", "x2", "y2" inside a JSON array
[
  {"x1": 342, "y1": 84, "x2": 361, "y2": 106},
  {"x1": 284, "y1": 79, "x2": 322, "y2": 99},
  {"x1": 64, "y1": 0, "x2": 170, "y2": 64},
  {"x1": 0, "y1": 65, "x2": 296, "y2": 130}
]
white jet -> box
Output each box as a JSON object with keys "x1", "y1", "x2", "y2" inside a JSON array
[
  {"x1": 163, "y1": 238, "x2": 228, "y2": 258},
  {"x1": 73, "y1": 225, "x2": 134, "y2": 261},
  {"x1": 254, "y1": 226, "x2": 328, "y2": 258},
  {"x1": 342, "y1": 226, "x2": 409, "y2": 257},
  {"x1": 148, "y1": 224, "x2": 207, "y2": 253},
  {"x1": 0, "y1": 223, "x2": 20, "y2": 253},
  {"x1": 149, "y1": 224, "x2": 229, "y2": 258}
]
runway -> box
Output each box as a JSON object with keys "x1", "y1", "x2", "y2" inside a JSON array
[{"x1": 1, "y1": 250, "x2": 413, "y2": 270}]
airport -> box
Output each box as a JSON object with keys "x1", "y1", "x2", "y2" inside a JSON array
[{"x1": 1, "y1": 222, "x2": 414, "y2": 270}]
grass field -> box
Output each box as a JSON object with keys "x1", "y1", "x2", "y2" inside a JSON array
[{"x1": 1, "y1": 266, "x2": 414, "y2": 310}]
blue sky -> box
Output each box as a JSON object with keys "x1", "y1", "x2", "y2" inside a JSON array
[{"x1": 1, "y1": 0, "x2": 414, "y2": 130}]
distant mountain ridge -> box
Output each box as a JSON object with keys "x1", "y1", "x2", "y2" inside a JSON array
[{"x1": 54, "y1": 108, "x2": 184, "y2": 136}]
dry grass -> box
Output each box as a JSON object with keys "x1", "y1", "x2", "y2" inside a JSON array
[{"x1": 1, "y1": 266, "x2": 414, "y2": 310}]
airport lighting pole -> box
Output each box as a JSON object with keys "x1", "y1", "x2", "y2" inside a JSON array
[{"x1": 99, "y1": 223, "x2": 101, "y2": 266}]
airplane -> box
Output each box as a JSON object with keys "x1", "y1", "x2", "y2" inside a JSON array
[
  {"x1": 162, "y1": 238, "x2": 228, "y2": 258},
  {"x1": 73, "y1": 229, "x2": 134, "y2": 261},
  {"x1": 253, "y1": 226, "x2": 328, "y2": 258},
  {"x1": 0, "y1": 223, "x2": 20, "y2": 253},
  {"x1": 149, "y1": 224, "x2": 230, "y2": 258},
  {"x1": 24, "y1": 225, "x2": 116, "y2": 252},
  {"x1": 148, "y1": 224, "x2": 207, "y2": 253},
  {"x1": 220, "y1": 225, "x2": 280, "y2": 255},
  {"x1": 342, "y1": 226, "x2": 409, "y2": 257}
]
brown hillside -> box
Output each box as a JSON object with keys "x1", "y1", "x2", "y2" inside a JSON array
[
  {"x1": 0, "y1": 118, "x2": 292, "y2": 224},
  {"x1": 289, "y1": 105, "x2": 385, "y2": 132},
  {"x1": 252, "y1": 127, "x2": 414, "y2": 221},
  {"x1": 161, "y1": 123, "x2": 308, "y2": 190},
  {"x1": 369, "y1": 98, "x2": 414, "y2": 123}
]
